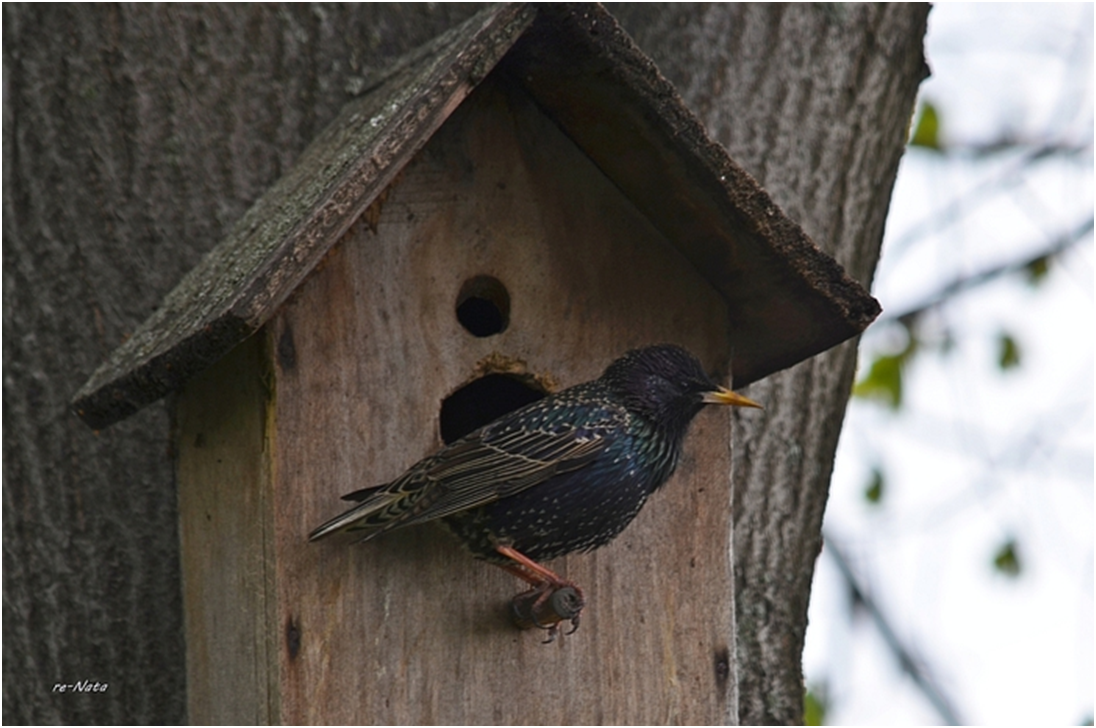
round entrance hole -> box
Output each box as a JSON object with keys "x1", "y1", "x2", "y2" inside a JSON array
[
  {"x1": 440, "y1": 373, "x2": 546, "y2": 444},
  {"x1": 455, "y1": 275, "x2": 510, "y2": 337}
]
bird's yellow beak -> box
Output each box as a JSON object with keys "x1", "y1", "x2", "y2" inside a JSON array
[{"x1": 701, "y1": 386, "x2": 762, "y2": 409}]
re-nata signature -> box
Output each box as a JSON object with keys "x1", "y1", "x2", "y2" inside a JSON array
[{"x1": 52, "y1": 680, "x2": 108, "y2": 693}]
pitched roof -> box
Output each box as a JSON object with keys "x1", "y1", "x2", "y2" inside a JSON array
[{"x1": 72, "y1": 3, "x2": 879, "y2": 430}]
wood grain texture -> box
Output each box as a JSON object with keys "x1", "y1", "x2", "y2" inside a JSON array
[
  {"x1": 268, "y1": 74, "x2": 737, "y2": 724},
  {"x1": 175, "y1": 335, "x2": 277, "y2": 725}
]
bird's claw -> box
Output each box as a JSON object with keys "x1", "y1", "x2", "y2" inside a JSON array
[
  {"x1": 536, "y1": 610, "x2": 580, "y2": 644},
  {"x1": 542, "y1": 623, "x2": 559, "y2": 644},
  {"x1": 566, "y1": 613, "x2": 580, "y2": 634}
]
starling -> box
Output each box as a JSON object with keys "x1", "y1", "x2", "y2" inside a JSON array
[{"x1": 310, "y1": 344, "x2": 761, "y2": 638}]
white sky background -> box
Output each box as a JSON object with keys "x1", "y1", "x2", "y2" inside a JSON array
[{"x1": 802, "y1": 4, "x2": 1094, "y2": 725}]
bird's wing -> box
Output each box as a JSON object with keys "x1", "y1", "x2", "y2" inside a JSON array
[
  {"x1": 398, "y1": 424, "x2": 608, "y2": 526},
  {"x1": 308, "y1": 422, "x2": 609, "y2": 541}
]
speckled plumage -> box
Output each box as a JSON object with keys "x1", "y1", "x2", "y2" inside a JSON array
[
  {"x1": 310, "y1": 345, "x2": 759, "y2": 569},
  {"x1": 439, "y1": 379, "x2": 677, "y2": 564}
]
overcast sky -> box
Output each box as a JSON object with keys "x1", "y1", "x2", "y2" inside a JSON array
[{"x1": 803, "y1": 4, "x2": 1094, "y2": 725}]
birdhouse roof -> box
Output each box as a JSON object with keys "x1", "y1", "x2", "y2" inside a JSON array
[{"x1": 72, "y1": 3, "x2": 880, "y2": 430}]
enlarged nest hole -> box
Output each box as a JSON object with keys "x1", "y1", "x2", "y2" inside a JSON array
[
  {"x1": 455, "y1": 275, "x2": 510, "y2": 337},
  {"x1": 440, "y1": 372, "x2": 547, "y2": 444}
]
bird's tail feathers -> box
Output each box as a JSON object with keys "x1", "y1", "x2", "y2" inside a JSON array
[
  {"x1": 308, "y1": 491, "x2": 401, "y2": 542},
  {"x1": 340, "y1": 483, "x2": 387, "y2": 502}
]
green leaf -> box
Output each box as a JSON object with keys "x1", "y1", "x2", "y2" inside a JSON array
[
  {"x1": 910, "y1": 101, "x2": 941, "y2": 150},
  {"x1": 853, "y1": 353, "x2": 904, "y2": 409},
  {"x1": 1024, "y1": 255, "x2": 1050, "y2": 285},
  {"x1": 804, "y1": 687, "x2": 828, "y2": 726},
  {"x1": 993, "y1": 539, "x2": 1022, "y2": 577},
  {"x1": 997, "y1": 333, "x2": 1021, "y2": 371},
  {"x1": 864, "y1": 468, "x2": 885, "y2": 504}
]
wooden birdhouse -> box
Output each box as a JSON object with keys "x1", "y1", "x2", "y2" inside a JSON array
[{"x1": 72, "y1": 5, "x2": 879, "y2": 724}]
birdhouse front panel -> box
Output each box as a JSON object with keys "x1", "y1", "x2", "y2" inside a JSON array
[{"x1": 250, "y1": 73, "x2": 739, "y2": 723}]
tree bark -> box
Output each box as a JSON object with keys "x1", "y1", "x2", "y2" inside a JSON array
[{"x1": 3, "y1": 4, "x2": 927, "y2": 724}]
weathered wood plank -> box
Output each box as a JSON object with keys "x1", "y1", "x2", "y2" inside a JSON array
[
  {"x1": 269, "y1": 74, "x2": 737, "y2": 724},
  {"x1": 175, "y1": 335, "x2": 278, "y2": 725}
]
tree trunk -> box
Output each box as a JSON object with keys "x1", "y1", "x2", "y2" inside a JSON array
[{"x1": 3, "y1": 4, "x2": 927, "y2": 724}]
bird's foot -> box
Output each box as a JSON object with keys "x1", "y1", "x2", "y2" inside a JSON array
[
  {"x1": 495, "y1": 544, "x2": 585, "y2": 641},
  {"x1": 510, "y1": 581, "x2": 585, "y2": 642}
]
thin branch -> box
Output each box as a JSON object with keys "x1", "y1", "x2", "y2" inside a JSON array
[
  {"x1": 823, "y1": 533, "x2": 966, "y2": 726},
  {"x1": 887, "y1": 146, "x2": 1088, "y2": 259},
  {"x1": 879, "y1": 216, "x2": 1093, "y2": 325}
]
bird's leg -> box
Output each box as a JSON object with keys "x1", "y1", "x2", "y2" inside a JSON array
[
  {"x1": 495, "y1": 545, "x2": 585, "y2": 639},
  {"x1": 495, "y1": 545, "x2": 572, "y2": 586}
]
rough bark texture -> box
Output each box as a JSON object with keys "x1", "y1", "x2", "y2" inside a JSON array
[{"x1": 3, "y1": 4, "x2": 927, "y2": 724}]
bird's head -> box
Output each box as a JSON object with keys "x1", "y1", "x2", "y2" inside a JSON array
[{"x1": 603, "y1": 345, "x2": 761, "y2": 438}]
